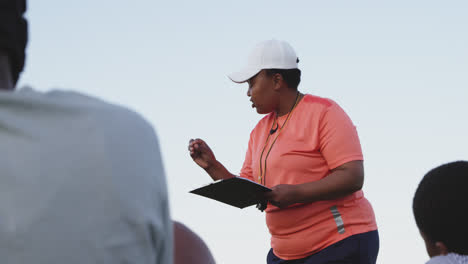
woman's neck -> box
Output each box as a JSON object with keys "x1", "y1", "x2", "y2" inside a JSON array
[
  {"x1": 0, "y1": 54, "x2": 14, "y2": 90},
  {"x1": 276, "y1": 90, "x2": 302, "y2": 117}
]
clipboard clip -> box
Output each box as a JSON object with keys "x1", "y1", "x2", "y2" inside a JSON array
[{"x1": 256, "y1": 201, "x2": 267, "y2": 212}]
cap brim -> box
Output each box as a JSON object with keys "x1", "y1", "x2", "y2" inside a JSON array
[{"x1": 228, "y1": 67, "x2": 261, "y2": 83}]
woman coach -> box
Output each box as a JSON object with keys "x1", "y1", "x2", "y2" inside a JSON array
[{"x1": 188, "y1": 39, "x2": 379, "y2": 264}]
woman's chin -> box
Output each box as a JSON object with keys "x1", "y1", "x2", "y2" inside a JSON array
[{"x1": 255, "y1": 108, "x2": 271, "y2": 115}]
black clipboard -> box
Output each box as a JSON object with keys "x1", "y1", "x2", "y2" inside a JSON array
[{"x1": 190, "y1": 177, "x2": 272, "y2": 208}]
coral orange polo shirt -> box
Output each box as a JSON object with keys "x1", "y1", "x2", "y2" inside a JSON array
[{"x1": 240, "y1": 94, "x2": 377, "y2": 260}]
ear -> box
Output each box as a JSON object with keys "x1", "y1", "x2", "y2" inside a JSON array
[
  {"x1": 0, "y1": 53, "x2": 15, "y2": 90},
  {"x1": 434, "y1": 241, "x2": 449, "y2": 256},
  {"x1": 420, "y1": 231, "x2": 449, "y2": 257},
  {"x1": 272, "y1": 73, "x2": 284, "y2": 91}
]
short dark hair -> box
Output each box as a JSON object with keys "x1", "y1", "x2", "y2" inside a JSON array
[
  {"x1": 413, "y1": 160, "x2": 468, "y2": 254},
  {"x1": 0, "y1": 0, "x2": 28, "y2": 85},
  {"x1": 264, "y1": 68, "x2": 301, "y2": 90}
]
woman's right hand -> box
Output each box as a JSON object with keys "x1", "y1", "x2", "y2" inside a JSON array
[{"x1": 188, "y1": 138, "x2": 216, "y2": 170}]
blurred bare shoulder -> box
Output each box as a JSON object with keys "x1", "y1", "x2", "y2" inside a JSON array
[{"x1": 173, "y1": 221, "x2": 216, "y2": 264}]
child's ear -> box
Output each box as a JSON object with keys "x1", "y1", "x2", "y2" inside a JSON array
[
  {"x1": 434, "y1": 241, "x2": 448, "y2": 256},
  {"x1": 421, "y1": 231, "x2": 449, "y2": 257}
]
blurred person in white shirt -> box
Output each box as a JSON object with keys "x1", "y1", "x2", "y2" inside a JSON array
[{"x1": 0, "y1": 1, "x2": 172, "y2": 263}]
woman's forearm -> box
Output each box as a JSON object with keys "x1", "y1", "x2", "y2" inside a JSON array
[
  {"x1": 204, "y1": 160, "x2": 236, "y2": 181},
  {"x1": 265, "y1": 161, "x2": 364, "y2": 208},
  {"x1": 295, "y1": 160, "x2": 364, "y2": 203}
]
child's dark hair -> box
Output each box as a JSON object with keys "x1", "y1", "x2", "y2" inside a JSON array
[
  {"x1": 413, "y1": 160, "x2": 468, "y2": 254},
  {"x1": 0, "y1": 0, "x2": 28, "y2": 84},
  {"x1": 264, "y1": 68, "x2": 301, "y2": 90}
]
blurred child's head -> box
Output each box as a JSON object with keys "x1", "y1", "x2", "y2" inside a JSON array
[
  {"x1": 0, "y1": 0, "x2": 28, "y2": 87},
  {"x1": 413, "y1": 161, "x2": 468, "y2": 257}
]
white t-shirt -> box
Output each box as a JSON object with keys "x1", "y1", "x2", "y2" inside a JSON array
[
  {"x1": 0, "y1": 87, "x2": 172, "y2": 264},
  {"x1": 427, "y1": 253, "x2": 468, "y2": 264}
]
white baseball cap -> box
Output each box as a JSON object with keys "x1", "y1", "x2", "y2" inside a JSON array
[{"x1": 228, "y1": 39, "x2": 299, "y2": 83}]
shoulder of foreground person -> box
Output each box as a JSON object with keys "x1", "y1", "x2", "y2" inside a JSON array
[{"x1": 18, "y1": 87, "x2": 157, "y2": 132}]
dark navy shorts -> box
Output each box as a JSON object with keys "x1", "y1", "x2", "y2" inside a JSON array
[{"x1": 267, "y1": 230, "x2": 379, "y2": 264}]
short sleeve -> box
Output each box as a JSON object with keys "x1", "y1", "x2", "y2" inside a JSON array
[
  {"x1": 319, "y1": 103, "x2": 363, "y2": 170},
  {"x1": 239, "y1": 132, "x2": 255, "y2": 181}
]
